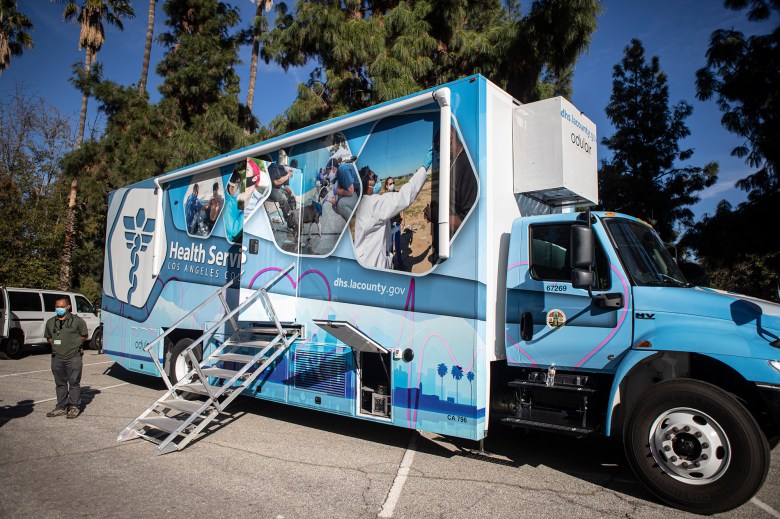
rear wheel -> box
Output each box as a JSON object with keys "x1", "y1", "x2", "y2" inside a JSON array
[
  {"x1": 166, "y1": 338, "x2": 202, "y2": 386},
  {"x1": 624, "y1": 379, "x2": 769, "y2": 514}
]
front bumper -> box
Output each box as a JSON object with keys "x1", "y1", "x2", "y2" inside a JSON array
[{"x1": 757, "y1": 383, "x2": 780, "y2": 438}]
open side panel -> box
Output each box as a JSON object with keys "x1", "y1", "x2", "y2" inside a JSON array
[{"x1": 312, "y1": 319, "x2": 388, "y2": 354}]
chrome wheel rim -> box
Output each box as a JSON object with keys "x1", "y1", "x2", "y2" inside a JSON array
[{"x1": 648, "y1": 407, "x2": 731, "y2": 484}]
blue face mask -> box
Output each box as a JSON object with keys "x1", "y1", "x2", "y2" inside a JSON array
[
  {"x1": 372, "y1": 180, "x2": 382, "y2": 194},
  {"x1": 55, "y1": 308, "x2": 67, "y2": 317}
]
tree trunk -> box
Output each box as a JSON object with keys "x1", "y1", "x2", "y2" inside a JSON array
[
  {"x1": 244, "y1": 1, "x2": 262, "y2": 135},
  {"x1": 76, "y1": 48, "x2": 93, "y2": 147},
  {"x1": 139, "y1": 0, "x2": 157, "y2": 94},
  {"x1": 58, "y1": 179, "x2": 78, "y2": 291}
]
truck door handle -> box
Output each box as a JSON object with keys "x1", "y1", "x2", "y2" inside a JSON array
[{"x1": 520, "y1": 312, "x2": 533, "y2": 341}]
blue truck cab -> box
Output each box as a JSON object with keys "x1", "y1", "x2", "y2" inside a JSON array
[{"x1": 502, "y1": 209, "x2": 780, "y2": 513}]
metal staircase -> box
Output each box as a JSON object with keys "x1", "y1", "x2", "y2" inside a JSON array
[{"x1": 118, "y1": 263, "x2": 299, "y2": 455}]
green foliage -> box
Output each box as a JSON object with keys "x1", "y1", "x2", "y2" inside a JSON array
[
  {"x1": 598, "y1": 39, "x2": 718, "y2": 243},
  {"x1": 681, "y1": 194, "x2": 780, "y2": 301},
  {"x1": 267, "y1": 0, "x2": 600, "y2": 131},
  {"x1": 0, "y1": 86, "x2": 74, "y2": 288},
  {"x1": 696, "y1": 0, "x2": 779, "y2": 199},
  {"x1": 683, "y1": 1, "x2": 779, "y2": 299},
  {"x1": 0, "y1": 0, "x2": 34, "y2": 75},
  {"x1": 57, "y1": 0, "x2": 258, "y2": 298}
]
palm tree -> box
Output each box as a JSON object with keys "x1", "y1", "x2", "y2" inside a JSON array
[
  {"x1": 246, "y1": 0, "x2": 273, "y2": 115},
  {"x1": 56, "y1": 1, "x2": 133, "y2": 290},
  {"x1": 451, "y1": 365, "x2": 463, "y2": 404},
  {"x1": 61, "y1": 0, "x2": 135, "y2": 147},
  {"x1": 0, "y1": 0, "x2": 33, "y2": 78},
  {"x1": 138, "y1": 0, "x2": 156, "y2": 94},
  {"x1": 437, "y1": 363, "x2": 448, "y2": 400},
  {"x1": 466, "y1": 371, "x2": 475, "y2": 405}
]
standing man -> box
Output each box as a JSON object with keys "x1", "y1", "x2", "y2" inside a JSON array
[{"x1": 44, "y1": 297, "x2": 88, "y2": 419}]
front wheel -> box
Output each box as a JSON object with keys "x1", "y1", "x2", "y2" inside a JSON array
[
  {"x1": 89, "y1": 327, "x2": 103, "y2": 352},
  {"x1": 1, "y1": 331, "x2": 24, "y2": 359},
  {"x1": 624, "y1": 379, "x2": 769, "y2": 514}
]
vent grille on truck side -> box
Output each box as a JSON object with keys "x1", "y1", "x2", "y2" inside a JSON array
[{"x1": 293, "y1": 349, "x2": 348, "y2": 397}]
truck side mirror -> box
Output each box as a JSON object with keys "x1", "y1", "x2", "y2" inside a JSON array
[
  {"x1": 571, "y1": 269, "x2": 595, "y2": 290},
  {"x1": 571, "y1": 225, "x2": 595, "y2": 269}
]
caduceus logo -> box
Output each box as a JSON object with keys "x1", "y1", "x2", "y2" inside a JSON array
[{"x1": 124, "y1": 208, "x2": 155, "y2": 303}]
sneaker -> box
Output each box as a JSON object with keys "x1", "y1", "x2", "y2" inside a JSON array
[
  {"x1": 46, "y1": 407, "x2": 67, "y2": 417},
  {"x1": 66, "y1": 406, "x2": 80, "y2": 419}
]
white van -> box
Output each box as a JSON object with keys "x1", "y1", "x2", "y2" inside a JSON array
[{"x1": 0, "y1": 287, "x2": 102, "y2": 359}]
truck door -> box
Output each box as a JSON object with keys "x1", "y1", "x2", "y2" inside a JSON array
[
  {"x1": 0, "y1": 288, "x2": 8, "y2": 340},
  {"x1": 506, "y1": 216, "x2": 633, "y2": 370}
]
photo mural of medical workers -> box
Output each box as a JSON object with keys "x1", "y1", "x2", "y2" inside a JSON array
[
  {"x1": 183, "y1": 172, "x2": 227, "y2": 239},
  {"x1": 257, "y1": 132, "x2": 359, "y2": 256},
  {"x1": 350, "y1": 113, "x2": 478, "y2": 273},
  {"x1": 222, "y1": 162, "x2": 246, "y2": 244},
  {"x1": 244, "y1": 157, "x2": 272, "y2": 217}
]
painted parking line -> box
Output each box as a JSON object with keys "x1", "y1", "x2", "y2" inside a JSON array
[
  {"x1": 0, "y1": 361, "x2": 114, "y2": 378},
  {"x1": 752, "y1": 497, "x2": 780, "y2": 519},
  {"x1": 378, "y1": 433, "x2": 418, "y2": 518},
  {"x1": 31, "y1": 382, "x2": 130, "y2": 405}
]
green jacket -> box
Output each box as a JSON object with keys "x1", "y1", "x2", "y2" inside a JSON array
[{"x1": 44, "y1": 313, "x2": 88, "y2": 359}]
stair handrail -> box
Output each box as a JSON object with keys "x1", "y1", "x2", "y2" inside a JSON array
[
  {"x1": 173, "y1": 262, "x2": 296, "y2": 397},
  {"x1": 143, "y1": 274, "x2": 242, "y2": 390}
]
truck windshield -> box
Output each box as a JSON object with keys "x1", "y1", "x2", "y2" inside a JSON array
[{"x1": 604, "y1": 219, "x2": 689, "y2": 288}]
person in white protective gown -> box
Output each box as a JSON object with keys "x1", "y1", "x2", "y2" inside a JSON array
[{"x1": 353, "y1": 150, "x2": 433, "y2": 269}]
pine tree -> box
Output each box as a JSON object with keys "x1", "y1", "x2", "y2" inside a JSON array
[
  {"x1": 266, "y1": 0, "x2": 600, "y2": 132},
  {"x1": 681, "y1": 0, "x2": 779, "y2": 300},
  {"x1": 598, "y1": 39, "x2": 718, "y2": 242}
]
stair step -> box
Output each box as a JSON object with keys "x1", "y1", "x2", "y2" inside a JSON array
[
  {"x1": 157, "y1": 398, "x2": 209, "y2": 414},
  {"x1": 138, "y1": 416, "x2": 189, "y2": 434},
  {"x1": 214, "y1": 353, "x2": 256, "y2": 363},
  {"x1": 201, "y1": 367, "x2": 243, "y2": 379},
  {"x1": 508, "y1": 379, "x2": 597, "y2": 394},
  {"x1": 501, "y1": 416, "x2": 593, "y2": 435},
  {"x1": 224, "y1": 339, "x2": 272, "y2": 348},
  {"x1": 178, "y1": 382, "x2": 224, "y2": 397}
]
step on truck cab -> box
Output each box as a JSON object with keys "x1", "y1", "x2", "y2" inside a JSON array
[{"x1": 102, "y1": 75, "x2": 780, "y2": 514}]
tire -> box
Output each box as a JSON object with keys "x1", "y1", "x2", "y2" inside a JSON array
[
  {"x1": 166, "y1": 338, "x2": 202, "y2": 386},
  {"x1": 1, "y1": 330, "x2": 24, "y2": 359},
  {"x1": 89, "y1": 327, "x2": 103, "y2": 353},
  {"x1": 623, "y1": 379, "x2": 770, "y2": 514}
]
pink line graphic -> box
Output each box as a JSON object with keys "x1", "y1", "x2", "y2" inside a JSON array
[
  {"x1": 575, "y1": 265, "x2": 630, "y2": 367},
  {"x1": 505, "y1": 331, "x2": 537, "y2": 365},
  {"x1": 248, "y1": 266, "x2": 332, "y2": 301}
]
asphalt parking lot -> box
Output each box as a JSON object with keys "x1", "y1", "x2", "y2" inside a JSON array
[{"x1": 1, "y1": 348, "x2": 779, "y2": 519}]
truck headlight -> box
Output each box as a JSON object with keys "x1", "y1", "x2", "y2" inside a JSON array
[{"x1": 771, "y1": 360, "x2": 780, "y2": 374}]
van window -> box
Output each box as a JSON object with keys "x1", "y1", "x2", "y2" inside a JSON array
[
  {"x1": 9, "y1": 291, "x2": 42, "y2": 312},
  {"x1": 75, "y1": 296, "x2": 94, "y2": 314},
  {"x1": 530, "y1": 223, "x2": 610, "y2": 289},
  {"x1": 43, "y1": 293, "x2": 68, "y2": 312}
]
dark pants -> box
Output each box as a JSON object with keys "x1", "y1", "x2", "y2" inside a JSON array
[{"x1": 51, "y1": 353, "x2": 83, "y2": 409}]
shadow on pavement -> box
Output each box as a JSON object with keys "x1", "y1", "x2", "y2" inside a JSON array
[{"x1": 0, "y1": 399, "x2": 35, "y2": 428}]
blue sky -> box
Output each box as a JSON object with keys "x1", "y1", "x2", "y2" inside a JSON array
[{"x1": 1, "y1": 1, "x2": 773, "y2": 220}]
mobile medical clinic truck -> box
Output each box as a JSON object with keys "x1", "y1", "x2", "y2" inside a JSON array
[{"x1": 103, "y1": 75, "x2": 780, "y2": 514}]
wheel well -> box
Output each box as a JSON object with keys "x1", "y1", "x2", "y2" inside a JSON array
[
  {"x1": 162, "y1": 329, "x2": 202, "y2": 357},
  {"x1": 614, "y1": 351, "x2": 777, "y2": 444}
]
